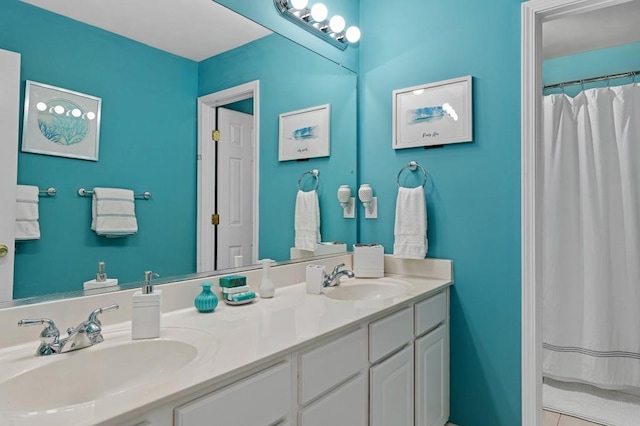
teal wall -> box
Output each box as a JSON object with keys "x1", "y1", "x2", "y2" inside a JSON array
[
  {"x1": 544, "y1": 41, "x2": 640, "y2": 97},
  {"x1": 214, "y1": 0, "x2": 359, "y2": 72},
  {"x1": 199, "y1": 34, "x2": 358, "y2": 261},
  {"x1": 358, "y1": 0, "x2": 522, "y2": 424},
  {"x1": 1, "y1": 1, "x2": 198, "y2": 297}
]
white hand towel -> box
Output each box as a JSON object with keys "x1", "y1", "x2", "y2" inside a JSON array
[
  {"x1": 15, "y1": 185, "x2": 40, "y2": 240},
  {"x1": 91, "y1": 187, "x2": 138, "y2": 237},
  {"x1": 393, "y1": 186, "x2": 427, "y2": 259},
  {"x1": 294, "y1": 190, "x2": 321, "y2": 251}
]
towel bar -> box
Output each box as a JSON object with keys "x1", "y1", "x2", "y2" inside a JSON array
[
  {"x1": 38, "y1": 187, "x2": 57, "y2": 197},
  {"x1": 77, "y1": 188, "x2": 152, "y2": 200},
  {"x1": 396, "y1": 161, "x2": 427, "y2": 188}
]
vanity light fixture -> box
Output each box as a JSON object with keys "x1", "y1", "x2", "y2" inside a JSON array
[
  {"x1": 337, "y1": 185, "x2": 355, "y2": 218},
  {"x1": 273, "y1": 0, "x2": 361, "y2": 50},
  {"x1": 358, "y1": 184, "x2": 377, "y2": 219}
]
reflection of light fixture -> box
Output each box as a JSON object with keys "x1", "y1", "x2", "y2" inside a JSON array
[
  {"x1": 358, "y1": 184, "x2": 378, "y2": 219},
  {"x1": 36, "y1": 102, "x2": 47, "y2": 111},
  {"x1": 337, "y1": 185, "x2": 355, "y2": 218},
  {"x1": 53, "y1": 105, "x2": 65, "y2": 115},
  {"x1": 274, "y1": 0, "x2": 360, "y2": 50}
]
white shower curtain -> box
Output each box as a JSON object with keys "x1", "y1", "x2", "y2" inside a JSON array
[{"x1": 542, "y1": 83, "x2": 640, "y2": 390}]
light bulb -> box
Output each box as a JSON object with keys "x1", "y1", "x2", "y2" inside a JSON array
[
  {"x1": 290, "y1": 0, "x2": 308, "y2": 10},
  {"x1": 53, "y1": 105, "x2": 65, "y2": 115},
  {"x1": 345, "y1": 26, "x2": 361, "y2": 43},
  {"x1": 36, "y1": 102, "x2": 47, "y2": 112},
  {"x1": 310, "y1": 3, "x2": 328, "y2": 22},
  {"x1": 329, "y1": 15, "x2": 345, "y2": 33}
]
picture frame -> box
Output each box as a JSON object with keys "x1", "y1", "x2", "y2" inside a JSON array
[
  {"x1": 22, "y1": 80, "x2": 102, "y2": 161},
  {"x1": 278, "y1": 104, "x2": 330, "y2": 161},
  {"x1": 392, "y1": 75, "x2": 472, "y2": 149}
]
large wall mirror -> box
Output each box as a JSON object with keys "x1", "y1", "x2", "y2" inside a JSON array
[{"x1": 0, "y1": 0, "x2": 357, "y2": 303}]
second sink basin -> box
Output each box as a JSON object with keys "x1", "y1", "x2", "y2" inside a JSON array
[{"x1": 323, "y1": 277, "x2": 413, "y2": 301}]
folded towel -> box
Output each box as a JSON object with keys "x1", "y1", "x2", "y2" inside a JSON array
[
  {"x1": 393, "y1": 186, "x2": 427, "y2": 259},
  {"x1": 91, "y1": 187, "x2": 138, "y2": 237},
  {"x1": 294, "y1": 190, "x2": 321, "y2": 251},
  {"x1": 15, "y1": 185, "x2": 40, "y2": 240}
]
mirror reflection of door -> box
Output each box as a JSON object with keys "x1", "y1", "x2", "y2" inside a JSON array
[
  {"x1": 215, "y1": 106, "x2": 255, "y2": 270},
  {"x1": 197, "y1": 81, "x2": 259, "y2": 273},
  {"x1": 0, "y1": 48, "x2": 20, "y2": 302}
]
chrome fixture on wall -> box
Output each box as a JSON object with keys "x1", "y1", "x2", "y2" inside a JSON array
[
  {"x1": 273, "y1": 0, "x2": 361, "y2": 50},
  {"x1": 337, "y1": 184, "x2": 355, "y2": 218}
]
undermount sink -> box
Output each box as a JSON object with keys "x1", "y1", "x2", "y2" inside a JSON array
[
  {"x1": 0, "y1": 330, "x2": 210, "y2": 413},
  {"x1": 323, "y1": 277, "x2": 413, "y2": 301}
]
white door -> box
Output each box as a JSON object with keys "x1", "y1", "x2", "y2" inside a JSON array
[
  {"x1": 416, "y1": 325, "x2": 449, "y2": 426},
  {"x1": 216, "y1": 107, "x2": 254, "y2": 270},
  {"x1": 0, "y1": 48, "x2": 20, "y2": 302},
  {"x1": 370, "y1": 344, "x2": 414, "y2": 426}
]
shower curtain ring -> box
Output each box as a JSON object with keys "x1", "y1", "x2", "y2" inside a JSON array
[
  {"x1": 580, "y1": 80, "x2": 585, "y2": 91},
  {"x1": 560, "y1": 83, "x2": 565, "y2": 94}
]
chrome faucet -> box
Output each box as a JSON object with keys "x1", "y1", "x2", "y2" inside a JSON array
[
  {"x1": 323, "y1": 263, "x2": 355, "y2": 287},
  {"x1": 18, "y1": 303, "x2": 119, "y2": 356}
]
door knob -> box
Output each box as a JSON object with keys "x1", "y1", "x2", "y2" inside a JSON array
[{"x1": 0, "y1": 244, "x2": 8, "y2": 258}]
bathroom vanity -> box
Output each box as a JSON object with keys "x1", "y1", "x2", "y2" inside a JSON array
[{"x1": 0, "y1": 255, "x2": 452, "y2": 426}]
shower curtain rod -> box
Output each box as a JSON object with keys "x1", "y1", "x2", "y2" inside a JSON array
[{"x1": 543, "y1": 69, "x2": 639, "y2": 90}]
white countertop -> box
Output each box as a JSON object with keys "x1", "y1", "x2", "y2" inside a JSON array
[{"x1": 0, "y1": 257, "x2": 452, "y2": 426}]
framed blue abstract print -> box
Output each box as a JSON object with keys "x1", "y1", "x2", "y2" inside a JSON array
[
  {"x1": 393, "y1": 76, "x2": 472, "y2": 149},
  {"x1": 279, "y1": 104, "x2": 330, "y2": 161}
]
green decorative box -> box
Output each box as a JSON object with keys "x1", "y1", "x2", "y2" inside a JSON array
[{"x1": 219, "y1": 275, "x2": 247, "y2": 288}]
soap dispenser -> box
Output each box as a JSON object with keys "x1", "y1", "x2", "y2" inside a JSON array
[
  {"x1": 132, "y1": 271, "x2": 161, "y2": 339},
  {"x1": 83, "y1": 261, "x2": 118, "y2": 290},
  {"x1": 259, "y1": 259, "x2": 275, "y2": 298}
]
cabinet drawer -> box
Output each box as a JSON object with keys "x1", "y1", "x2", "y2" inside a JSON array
[
  {"x1": 414, "y1": 291, "x2": 446, "y2": 337},
  {"x1": 175, "y1": 361, "x2": 291, "y2": 426},
  {"x1": 299, "y1": 327, "x2": 367, "y2": 405},
  {"x1": 298, "y1": 373, "x2": 367, "y2": 426},
  {"x1": 369, "y1": 306, "x2": 413, "y2": 363}
]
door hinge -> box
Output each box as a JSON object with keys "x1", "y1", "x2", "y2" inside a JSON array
[
  {"x1": 212, "y1": 129, "x2": 220, "y2": 142},
  {"x1": 211, "y1": 214, "x2": 220, "y2": 226}
]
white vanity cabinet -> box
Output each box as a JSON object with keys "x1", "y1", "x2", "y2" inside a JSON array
[
  {"x1": 174, "y1": 360, "x2": 292, "y2": 426},
  {"x1": 414, "y1": 291, "x2": 449, "y2": 426},
  {"x1": 370, "y1": 344, "x2": 415, "y2": 426},
  {"x1": 297, "y1": 327, "x2": 368, "y2": 426},
  {"x1": 120, "y1": 288, "x2": 449, "y2": 426}
]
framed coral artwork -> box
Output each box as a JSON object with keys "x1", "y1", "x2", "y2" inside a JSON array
[
  {"x1": 22, "y1": 81, "x2": 102, "y2": 161},
  {"x1": 278, "y1": 104, "x2": 330, "y2": 161}
]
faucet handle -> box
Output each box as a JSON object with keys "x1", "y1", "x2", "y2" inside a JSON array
[
  {"x1": 331, "y1": 263, "x2": 346, "y2": 275},
  {"x1": 18, "y1": 318, "x2": 60, "y2": 343},
  {"x1": 87, "y1": 303, "x2": 119, "y2": 325}
]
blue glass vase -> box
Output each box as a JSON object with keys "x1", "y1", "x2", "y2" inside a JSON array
[{"x1": 194, "y1": 282, "x2": 218, "y2": 313}]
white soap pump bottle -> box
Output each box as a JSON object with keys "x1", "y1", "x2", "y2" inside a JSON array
[
  {"x1": 132, "y1": 270, "x2": 162, "y2": 339},
  {"x1": 259, "y1": 259, "x2": 275, "y2": 298}
]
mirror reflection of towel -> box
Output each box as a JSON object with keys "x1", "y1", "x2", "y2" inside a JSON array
[
  {"x1": 294, "y1": 190, "x2": 321, "y2": 251},
  {"x1": 15, "y1": 185, "x2": 40, "y2": 240},
  {"x1": 91, "y1": 187, "x2": 138, "y2": 237},
  {"x1": 393, "y1": 186, "x2": 427, "y2": 259}
]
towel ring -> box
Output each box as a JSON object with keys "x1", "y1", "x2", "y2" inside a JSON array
[
  {"x1": 298, "y1": 169, "x2": 320, "y2": 192},
  {"x1": 396, "y1": 161, "x2": 427, "y2": 188}
]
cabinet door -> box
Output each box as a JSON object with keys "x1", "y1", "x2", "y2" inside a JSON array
[
  {"x1": 175, "y1": 361, "x2": 291, "y2": 426},
  {"x1": 415, "y1": 324, "x2": 449, "y2": 426},
  {"x1": 299, "y1": 373, "x2": 367, "y2": 426},
  {"x1": 370, "y1": 345, "x2": 414, "y2": 426}
]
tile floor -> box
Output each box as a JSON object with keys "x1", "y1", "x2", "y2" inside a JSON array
[{"x1": 544, "y1": 410, "x2": 605, "y2": 426}]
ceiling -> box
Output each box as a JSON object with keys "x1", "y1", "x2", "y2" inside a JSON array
[
  {"x1": 21, "y1": 0, "x2": 272, "y2": 62},
  {"x1": 543, "y1": 0, "x2": 640, "y2": 59}
]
